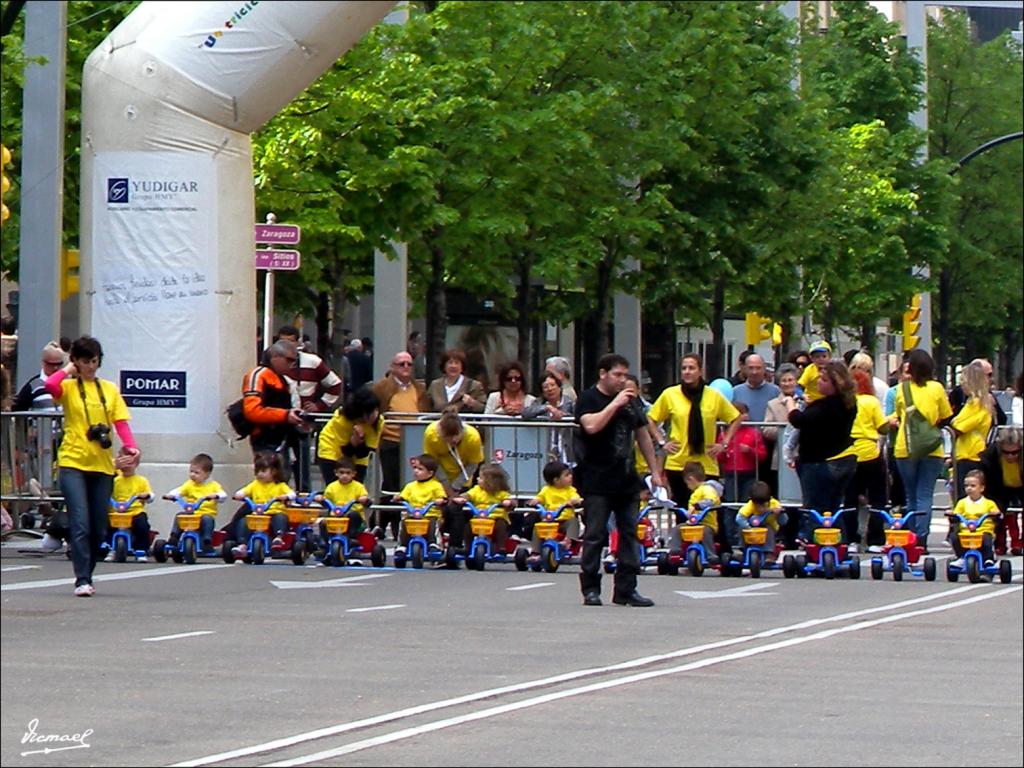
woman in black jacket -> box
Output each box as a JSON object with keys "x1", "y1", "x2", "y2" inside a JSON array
[{"x1": 788, "y1": 360, "x2": 858, "y2": 539}]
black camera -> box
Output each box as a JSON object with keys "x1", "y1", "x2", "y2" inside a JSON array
[{"x1": 86, "y1": 424, "x2": 112, "y2": 449}]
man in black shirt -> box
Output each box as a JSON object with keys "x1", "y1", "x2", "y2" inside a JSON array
[{"x1": 575, "y1": 353, "x2": 664, "y2": 607}]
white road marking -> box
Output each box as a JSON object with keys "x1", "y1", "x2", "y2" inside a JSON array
[
  {"x1": 141, "y1": 630, "x2": 215, "y2": 643},
  {"x1": 675, "y1": 582, "x2": 777, "y2": 599},
  {"x1": 345, "y1": 604, "x2": 405, "y2": 613},
  {"x1": 1, "y1": 565, "x2": 41, "y2": 573},
  {"x1": 172, "y1": 583, "x2": 1000, "y2": 768},
  {"x1": 265, "y1": 586, "x2": 1021, "y2": 766},
  {"x1": 270, "y1": 573, "x2": 391, "y2": 590},
  {"x1": 506, "y1": 582, "x2": 555, "y2": 591},
  {"x1": 0, "y1": 563, "x2": 232, "y2": 591}
]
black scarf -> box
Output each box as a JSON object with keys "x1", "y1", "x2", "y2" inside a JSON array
[{"x1": 681, "y1": 380, "x2": 705, "y2": 456}]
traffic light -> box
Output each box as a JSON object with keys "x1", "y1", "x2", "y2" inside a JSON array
[
  {"x1": 771, "y1": 322, "x2": 783, "y2": 347},
  {"x1": 61, "y1": 247, "x2": 79, "y2": 300},
  {"x1": 902, "y1": 294, "x2": 921, "y2": 351},
  {"x1": 744, "y1": 312, "x2": 773, "y2": 347},
  {"x1": 1, "y1": 143, "x2": 11, "y2": 226}
]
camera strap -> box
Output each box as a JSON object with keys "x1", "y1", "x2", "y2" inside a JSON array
[{"x1": 77, "y1": 376, "x2": 111, "y2": 428}]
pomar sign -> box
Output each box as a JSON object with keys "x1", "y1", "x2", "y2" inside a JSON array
[{"x1": 120, "y1": 370, "x2": 187, "y2": 408}]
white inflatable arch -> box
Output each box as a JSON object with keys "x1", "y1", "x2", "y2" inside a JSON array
[{"x1": 80, "y1": 1, "x2": 394, "y2": 515}]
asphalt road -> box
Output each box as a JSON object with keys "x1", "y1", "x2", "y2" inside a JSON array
[{"x1": 2, "y1": 540, "x2": 1022, "y2": 768}]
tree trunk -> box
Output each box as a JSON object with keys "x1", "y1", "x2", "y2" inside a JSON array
[
  {"x1": 582, "y1": 249, "x2": 614, "y2": 384},
  {"x1": 707, "y1": 277, "x2": 725, "y2": 381},
  {"x1": 330, "y1": 273, "x2": 348, "y2": 370},
  {"x1": 642, "y1": 314, "x2": 677, "y2": 395},
  {"x1": 859, "y1": 321, "x2": 876, "y2": 355},
  {"x1": 424, "y1": 234, "x2": 447, "y2": 382}
]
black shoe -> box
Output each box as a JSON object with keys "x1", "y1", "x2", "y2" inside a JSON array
[
  {"x1": 612, "y1": 591, "x2": 654, "y2": 607},
  {"x1": 582, "y1": 591, "x2": 602, "y2": 607}
]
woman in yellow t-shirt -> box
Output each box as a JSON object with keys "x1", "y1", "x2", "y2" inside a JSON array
[
  {"x1": 950, "y1": 361, "x2": 995, "y2": 503},
  {"x1": 316, "y1": 387, "x2": 383, "y2": 486},
  {"x1": 43, "y1": 336, "x2": 140, "y2": 597},
  {"x1": 892, "y1": 350, "x2": 953, "y2": 552},
  {"x1": 422, "y1": 408, "x2": 485, "y2": 552}
]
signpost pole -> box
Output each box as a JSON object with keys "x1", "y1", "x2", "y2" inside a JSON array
[{"x1": 261, "y1": 212, "x2": 277, "y2": 351}]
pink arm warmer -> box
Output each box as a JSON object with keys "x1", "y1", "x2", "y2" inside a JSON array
[
  {"x1": 43, "y1": 369, "x2": 69, "y2": 398},
  {"x1": 114, "y1": 420, "x2": 137, "y2": 451}
]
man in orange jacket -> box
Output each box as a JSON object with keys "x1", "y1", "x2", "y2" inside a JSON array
[{"x1": 242, "y1": 340, "x2": 309, "y2": 484}]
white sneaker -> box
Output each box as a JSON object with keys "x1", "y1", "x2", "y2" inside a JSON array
[
  {"x1": 136, "y1": 554, "x2": 148, "y2": 563},
  {"x1": 231, "y1": 544, "x2": 248, "y2": 558},
  {"x1": 40, "y1": 533, "x2": 63, "y2": 553},
  {"x1": 949, "y1": 558, "x2": 964, "y2": 569},
  {"x1": 74, "y1": 583, "x2": 95, "y2": 597},
  {"x1": 394, "y1": 546, "x2": 406, "y2": 556},
  {"x1": 104, "y1": 551, "x2": 115, "y2": 562},
  {"x1": 867, "y1": 545, "x2": 884, "y2": 554},
  {"x1": 848, "y1": 543, "x2": 860, "y2": 554}
]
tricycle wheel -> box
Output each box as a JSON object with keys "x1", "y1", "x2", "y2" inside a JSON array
[
  {"x1": 891, "y1": 551, "x2": 904, "y2": 581},
  {"x1": 657, "y1": 551, "x2": 670, "y2": 576},
  {"x1": 967, "y1": 556, "x2": 981, "y2": 583},
  {"x1": 330, "y1": 540, "x2": 345, "y2": 567},
  {"x1": 999, "y1": 559, "x2": 1012, "y2": 584},
  {"x1": 251, "y1": 537, "x2": 265, "y2": 565},
  {"x1": 748, "y1": 549, "x2": 761, "y2": 579},
  {"x1": 183, "y1": 537, "x2": 196, "y2": 565},
  {"x1": 946, "y1": 560, "x2": 959, "y2": 582},
  {"x1": 410, "y1": 541, "x2": 424, "y2": 569},
  {"x1": 848, "y1": 555, "x2": 860, "y2": 579},
  {"x1": 687, "y1": 548, "x2": 703, "y2": 577},
  {"x1": 870, "y1": 558, "x2": 883, "y2": 580},
  {"x1": 923, "y1": 556, "x2": 937, "y2": 582},
  {"x1": 782, "y1": 554, "x2": 796, "y2": 579},
  {"x1": 291, "y1": 539, "x2": 307, "y2": 566},
  {"x1": 542, "y1": 546, "x2": 559, "y2": 573},
  {"x1": 472, "y1": 543, "x2": 487, "y2": 571},
  {"x1": 371, "y1": 543, "x2": 386, "y2": 568},
  {"x1": 795, "y1": 554, "x2": 807, "y2": 578},
  {"x1": 114, "y1": 537, "x2": 128, "y2": 564},
  {"x1": 152, "y1": 538, "x2": 169, "y2": 563},
  {"x1": 822, "y1": 550, "x2": 836, "y2": 580},
  {"x1": 444, "y1": 546, "x2": 459, "y2": 569},
  {"x1": 393, "y1": 550, "x2": 406, "y2": 568},
  {"x1": 514, "y1": 547, "x2": 528, "y2": 572},
  {"x1": 221, "y1": 540, "x2": 235, "y2": 564},
  {"x1": 170, "y1": 546, "x2": 183, "y2": 564}
]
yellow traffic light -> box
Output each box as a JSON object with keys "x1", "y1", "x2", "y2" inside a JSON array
[
  {"x1": 771, "y1": 322, "x2": 783, "y2": 347},
  {"x1": 1, "y1": 143, "x2": 11, "y2": 226},
  {"x1": 61, "y1": 247, "x2": 80, "y2": 300},
  {"x1": 744, "y1": 312, "x2": 773, "y2": 347},
  {"x1": 902, "y1": 294, "x2": 921, "y2": 351}
]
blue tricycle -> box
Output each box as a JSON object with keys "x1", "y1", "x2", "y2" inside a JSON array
[
  {"x1": 314, "y1": 497, "x2": 387, "y2": 568},
  {"x1": 655, "y1": 501, "x2": 726, "y2": 577},
  {"x1": 105, "y1": 495, "x2": 151, "y2": 563},
  {"x1": 152, "y1": 495, "x2": 226, "y2": 565},
  {"x1": 524, "y1": 503, "x2": 580, "y2": 573},
  {"x1": 393, "y1": 501, "x2": 445, "y2": 569},
  {"x1": 783, "y1": 508, "x2": 860, "y2": 580},
  {"x1": 724, "y1": 507, "x2": 786, "y2": 578},
  {"x1": 444, "y1": 501, "x2": 519, "y2": 571},
  {"x1": 869, "y1": 508, "x2": 936, "y2": 581},
  {"x1": 945, "y1": 512, "x2": 1012, "y2": 584}
]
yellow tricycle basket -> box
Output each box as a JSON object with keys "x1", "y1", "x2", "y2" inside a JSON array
[
  {"x1": 245, "y1": 514, "x2": 271, "y2": 532},
  {"x1": 681, "y1": 525, "x2": 705, "y2": 543},
  {"x1": 108, "y1": 512, "x2": 134, "y2": 528},
  {"x1": 958, "y1": 531, "x2": 984, "y2": 549},
  {"x1": 885, "y1": 529, "x2": 912, "y2": 547},
  {"x1": 470, "y1": 518, "x2": 496, "y2": 536},
  {"x1": 286, "y1": 508, "x2": 318, "y2": 526},
  {"x1": 323, "y1": 517, "x2": 350, "y2": 535},
  {"x1": 176, "y1": 513, "x2": 202, "y2": 532},
  {"x1": 534, "y1": 522, "x2": 560, "y2": 540},
  {"x1": 814, "y1": 528, "x2": 841, "y2": 546},
  {"x1": 742, "y1": 528, "x2": 767, "y2": 546},
  {"x1": 404, "y1": 519, "x2": 430, "y2": 537},
  {"x1": 636, "y1": 523, "x2": 648, "y2": 539}
]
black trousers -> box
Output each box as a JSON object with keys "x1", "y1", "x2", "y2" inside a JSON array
[{"x1": 579, "y1": 491, "x2": 641, "y2": 598}]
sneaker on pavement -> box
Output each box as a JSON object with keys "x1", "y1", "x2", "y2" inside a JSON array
[
  {"x1": 984, "y1": 559, "x2": 995, "y2": 568},
  {"x1": 40, "y1": 533, "x2": 63, "y2": 553},
  {"x1": 949, "y1": 558, "x2": 964, "y2": 569},
  {"x1": 231, "y1": 543, "x2": 248, "y2": 558},
  {"x1": 867, "y1": 545, "x2": 884, "y2": 554},
  {"x1": 74, "y1": 583, "x2": 95, "y2": 597},
  {"x1": 104, "y1": 551, "x2": 116, "y2": 562},
  {"x1": 394, "y1": 546, "x2": 407, "y2": 556},
  {"x1": 136, "y1": 554, "x2": 149, "y2": 563},
  {"x1": 848, "y1": 543, "x2": 860, "y2": 554},
  {"x1": 428, "y1": 543, "x2": 442, "y2": 552}
]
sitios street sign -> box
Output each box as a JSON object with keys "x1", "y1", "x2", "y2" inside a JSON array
[{"x1": 255, "y1": 249, "x2": 300, "y2": 270}]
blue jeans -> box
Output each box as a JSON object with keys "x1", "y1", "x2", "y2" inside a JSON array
[
  {"x1": 896, "y1": 456, "x2": 944, "y2": 547},
  {"x1": 60, "y1": 468, "x2": 114, "y2": 586},
  {"x1": 797, "y1": 456, "x2": 856, "y2": 538}
]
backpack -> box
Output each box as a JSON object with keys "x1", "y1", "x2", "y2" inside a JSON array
[
  {"x1": 225, "y1": 398, "x2": 253, "y2": 439},
  {"x1": 902, "y1": 381, "x2": 943, "y2": 459}
]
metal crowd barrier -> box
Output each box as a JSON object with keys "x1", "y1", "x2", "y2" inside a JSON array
[{"x1": 0, "y1": 411, "x2": 64, "y2": 505}]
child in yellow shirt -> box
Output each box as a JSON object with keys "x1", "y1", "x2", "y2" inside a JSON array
[
  {"x1": 948, "y1": 469, "x2": 1000, "y2": 568},
  {"x1": 452, "y1": 463, "x2": 515, "y2": 551},
  {"x1": 316, "y1": 457, "x2": 370, "y2": 545},
  {"x1": 734, "y1": 480, "x2": 788, "y2": 563},
  {"x1": 163, "y1": 453, "x2": 227, "y2": 552},
  {"x1": 106, "y1": 457, "x2": 153, "y2": 561},
  {"x1": 230, "y1": 452, "x2": 295, "y2": 556},
  {"x1": 797, "y1": 340, "x2": 832, "y2": 403},
  {"x1": 672, "y1": 461, "x2": 723, "y2": 558},
  {"x1": 393, "y1": 454, "x2": 447, "y2": 553},
  {"x1": 527, "y1": 461, "x2": 582, "y2": 556}
]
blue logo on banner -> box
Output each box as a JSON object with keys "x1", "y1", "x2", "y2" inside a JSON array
[
  {"x1": 107, "y1": 178, "x2": 129, "y2": 204},
  {"x1": 120, "y1": 370, "x2": 186, "y2": 408}
]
